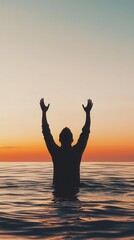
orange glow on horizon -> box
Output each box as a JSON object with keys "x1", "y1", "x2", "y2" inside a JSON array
[{"x1": 0, "y1": 141, "x2": 133, "y2": 162}]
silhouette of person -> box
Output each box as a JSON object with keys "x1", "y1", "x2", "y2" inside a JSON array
[{"x1": 40, "y1": 98, "x2": 93, "y2": 196}]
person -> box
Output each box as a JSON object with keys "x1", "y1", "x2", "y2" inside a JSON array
[{"x1": 40, "y1": 98, "x2": 93, "y2": 195}]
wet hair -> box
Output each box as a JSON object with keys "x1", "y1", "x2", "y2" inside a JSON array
[{"x1": 59, "y1": 127, "x2": 73, "y2": 145}]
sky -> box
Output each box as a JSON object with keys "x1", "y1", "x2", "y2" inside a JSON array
[{"x1": 0, "y1": 0, "x2": 134, "y2": 161}]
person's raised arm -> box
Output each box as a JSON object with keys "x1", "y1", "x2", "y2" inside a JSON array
[
  {"x1": 82, "y1": 99, "x2": 93, "y2": 132},
  {"x1": 76, "y1": 99, "x2": 93, "y2": 152},
  {"x1": 40, "y1": 98, "x2": 50, "y2": 129},
  {"x1": 40, "y1": 98, "x2": 57, "y2": 154}
]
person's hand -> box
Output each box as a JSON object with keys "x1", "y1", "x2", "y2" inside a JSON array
[
  {"x1": 40, "y1": 98, "x2": 50, "y2": 112},
  {"x1": 82, "y1": 99, "x2": 93, "y2": 113}
]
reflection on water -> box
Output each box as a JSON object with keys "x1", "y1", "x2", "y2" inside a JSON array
[{"x1": 0, "y1": 162, "x2": 134, "y2": 239}]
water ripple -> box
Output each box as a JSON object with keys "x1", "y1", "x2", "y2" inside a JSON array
[{"x1": 0, "y1": 162, "x2": 133, "y2": 239}]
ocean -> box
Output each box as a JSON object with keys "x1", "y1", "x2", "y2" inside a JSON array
[{"x1": 0, "y1": 162, "x2": 133, "y2": 239}]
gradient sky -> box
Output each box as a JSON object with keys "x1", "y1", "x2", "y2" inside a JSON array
[{"x1": 0, "y1": 0, "x2": 134, "y2": 161}]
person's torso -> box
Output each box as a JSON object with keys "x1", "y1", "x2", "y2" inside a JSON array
[{"x1": 52, "y1": 146, "x2": 82, "y2": 188}]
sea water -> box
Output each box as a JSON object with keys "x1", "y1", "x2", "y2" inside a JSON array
[{"x1": 0, "y1": 162, "x2": 133, "y2": 239}]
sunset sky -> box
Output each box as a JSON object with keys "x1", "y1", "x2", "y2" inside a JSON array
[{"x1": 0, "y1": 0, "x2": 134, "y2": 161}]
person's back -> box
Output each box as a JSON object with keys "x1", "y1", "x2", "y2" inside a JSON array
[{"x1": 40, "y1": 98, "x2": 93, "y2": 194}]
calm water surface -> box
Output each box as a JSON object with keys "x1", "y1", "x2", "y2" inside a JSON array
[{"x1": 0, "y1": 162, "x2": 133, "y2": 239}]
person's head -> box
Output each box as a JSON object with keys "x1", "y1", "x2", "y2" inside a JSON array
[{"x1": 59, "y1": 127, "x2": 73, "y2": 146}]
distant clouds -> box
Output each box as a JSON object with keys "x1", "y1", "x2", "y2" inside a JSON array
[{"x1": 0, "y1": 146, "x2": 22, "y2": 149}]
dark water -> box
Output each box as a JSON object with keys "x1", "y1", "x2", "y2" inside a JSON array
[{"x1": 0, "y1": 162, "x2": 133, "y2": 239}]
